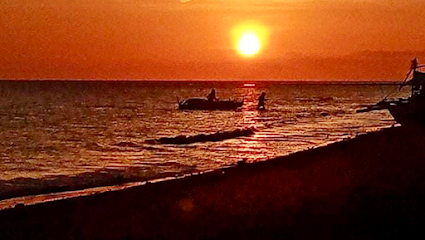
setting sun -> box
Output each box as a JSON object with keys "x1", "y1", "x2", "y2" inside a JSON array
[
  {"x1": 232, "y1": 23, "x2": 268, "y2": 59},
  {"x1": 238, "y1": 33, "x2": 261, "y2": 57}
]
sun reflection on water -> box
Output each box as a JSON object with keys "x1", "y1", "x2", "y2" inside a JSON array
[{"x1": 235, "y1": 87, "x2": 272, "y2": 163}]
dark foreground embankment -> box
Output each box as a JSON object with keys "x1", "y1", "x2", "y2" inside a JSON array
[{"x1": 2, "y1": 126, "x2": 425, "y2": 240}]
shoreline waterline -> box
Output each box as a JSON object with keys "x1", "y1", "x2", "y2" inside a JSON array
[
  {"x1": 0, "y1": 81, "x2": 406, "y2": 206},
  {"x1": 2, "y1": 124, "x2": 425, "y2": 240},
  {"x1": 0, "y1": 126, "x2": 392, "y2": 210}
]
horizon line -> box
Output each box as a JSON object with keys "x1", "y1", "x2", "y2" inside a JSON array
[{"x1": 0, "y1": 79, "x2": 404, "y2": 85}]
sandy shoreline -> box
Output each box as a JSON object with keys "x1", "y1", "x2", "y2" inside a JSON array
[{"x1": 1, "y1": 125, "x2": 425, "y2": 239}]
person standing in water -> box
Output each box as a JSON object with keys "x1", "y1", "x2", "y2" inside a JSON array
[
  {"x1": 207, "y1": 89, "x2": 217, "y2": 101},
  {"x1": 258, "y1": 92, "x2": 267, "y2": 110}
]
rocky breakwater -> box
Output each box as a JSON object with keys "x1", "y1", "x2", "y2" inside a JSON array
[{"x1": 146, "y1": 127, "x2": 256, "y2": 144}]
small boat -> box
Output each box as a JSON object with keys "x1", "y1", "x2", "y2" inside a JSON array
[
  {"x1": 357, "y1": 58, "x2": 425, "y2": 127},
  {"x1": 178, "y1": 98, "x2": 244, "y2": 110}
]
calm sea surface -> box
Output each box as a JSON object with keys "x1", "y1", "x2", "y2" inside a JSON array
[{"x1": 0, "y1": 81, "x2": 409, "y2": 199}]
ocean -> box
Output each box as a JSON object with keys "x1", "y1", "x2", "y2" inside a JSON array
[{"x1": 0, "y1": 81, "x2": 409, "y2": 200}]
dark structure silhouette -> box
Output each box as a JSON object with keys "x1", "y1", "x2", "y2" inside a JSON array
[
  {"x1": 178, "y1": 98, "x2": 244, "y2": 110},
  {"x1": 358, "y1": 58, "x2": 425, "y2": 127},
  {"x1": 147, "y1": 127, "x2": 256, "y2": 144}
]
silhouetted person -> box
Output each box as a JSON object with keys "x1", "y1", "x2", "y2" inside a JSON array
[
  {"x1": 258, "y1": 92, "x2": 267, "y2": 110},
  {"x1": 207, "y1": 89, "x2": 217, "y2": 101},
  {"x1": 410, "y1": 58, "x2": 418, "y2": 71}
]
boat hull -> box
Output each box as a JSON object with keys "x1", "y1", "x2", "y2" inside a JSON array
[
  {"x1": 387, "y1": 99, "x2": 425, "y2": 127},
  {"x1": 178, "y1": 98, "x2": 243, "y2": 110}
]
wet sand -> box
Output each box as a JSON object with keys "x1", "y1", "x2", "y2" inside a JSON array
[{"x1": 1, "y1": 126, "x2": 425, "y2": 240}]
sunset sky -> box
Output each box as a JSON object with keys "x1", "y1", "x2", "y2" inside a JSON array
[{"x1": 1, "y1": 0, "x2": 424, "y2": 80}]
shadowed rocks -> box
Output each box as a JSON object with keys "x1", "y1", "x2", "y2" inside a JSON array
[{"x1": 146, "y1": 127, "x2": 256, "y2": 144}]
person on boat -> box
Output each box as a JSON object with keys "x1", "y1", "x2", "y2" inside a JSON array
[
  {"x1": 257, "y1": 92, "x2": 267, "y2": 110},
  {"x1": 207, "y1": 89, "x2": 217, "y2": 101},
  {"x1": 411, "y1": 58, "x2": 418, "y2": 71},
  {"x1": 409, "y1": 58, "x2": 425, "y2": 98}
]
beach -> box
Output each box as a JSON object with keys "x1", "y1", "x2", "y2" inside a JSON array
[{"x1": 1, "y1": 125, "x2": 425, "y2": 240}]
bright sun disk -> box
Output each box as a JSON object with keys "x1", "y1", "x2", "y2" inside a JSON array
[{"x1": 238, "y1": 33, "x2": 261, "y2": 57}]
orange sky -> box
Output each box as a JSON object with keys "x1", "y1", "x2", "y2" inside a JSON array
[{"x1": 1, "y1": 0, "x2": 424, "y2": 80}]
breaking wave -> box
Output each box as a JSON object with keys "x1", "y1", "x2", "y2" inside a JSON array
[{"x1": 0, "y1": 165, "x2": 195, "y2": 201}]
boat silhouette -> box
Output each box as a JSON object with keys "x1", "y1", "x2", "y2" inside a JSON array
[
  {"x1": 178, "y1": 97, "x2": 244, "y2": 110},
  {"x1": 358, "y1": 58, "x2": 425, "y2": 127}
]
